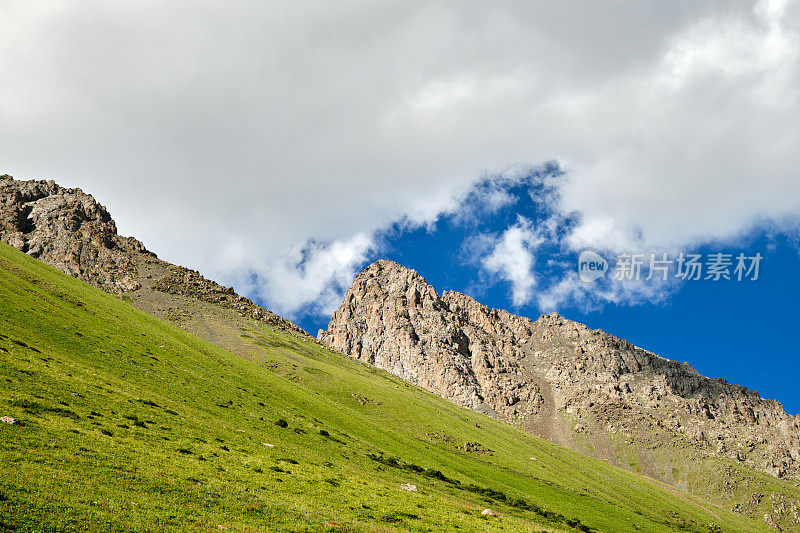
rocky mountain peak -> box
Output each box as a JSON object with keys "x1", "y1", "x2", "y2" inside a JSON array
[
  {"x1": 355, "y1": 259, "x2": 443, "y2": 305},
  {"x1": 0, "y1": 174, "x2": 149, "y2": 292},
  {"x1": 0, "y1": 174, "x2": 306, "y2": 335},
  {"x1": 320, "y1": 259, "x2": 800, "y2": 484}
]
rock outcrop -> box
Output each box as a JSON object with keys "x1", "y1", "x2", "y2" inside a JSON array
[
  {"x1": 0, "y1": 174, "x2": 305, "y2": 335},
  {"x1": 0, "y1": 175, "x2": 146, "y2": 292},
  {"x1": 318, "y1": 260, "x2": 541, "y2": 420},
  {"x1": 319, "y1": 259, "x2": 800, "y2": 485}
]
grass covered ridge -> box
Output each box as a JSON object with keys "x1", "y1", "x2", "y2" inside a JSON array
[{"x1": 0, "y1": 242, "x2": 780, "y2": 531}]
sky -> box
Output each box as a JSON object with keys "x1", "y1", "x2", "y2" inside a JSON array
[{"x1": 2, "y1": 1, "x2": 799, "y2": 412}]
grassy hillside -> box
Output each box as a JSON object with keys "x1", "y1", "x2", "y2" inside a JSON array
[{"x1": 0, "y1": 241, "x2": 779, "y2": 532}]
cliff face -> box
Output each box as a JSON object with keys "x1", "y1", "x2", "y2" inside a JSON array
[
  {"x1": 0, "y1": 174, "x2": 305, "y2": 335},
  {"x1": 319, "y1": 259, "x2": 800, "y2": 483},
  {"x1": 318, "y1": 260, "x2": 541, "y2": 419},
  {"x1": 0, "y1": 175, "x2": 146, "y2": 292}
]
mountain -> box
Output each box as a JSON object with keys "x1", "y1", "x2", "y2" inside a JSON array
[
  {"x1": 1, "y1": 173, "x2": 798, "y2": 530},
  {"x1": 319, "y1": 260, "x2": 800, "y2": 515},
  {"x1": 3, "y1": 240, "x2": 623, "y2": 532},
  {"x1": 0, "y1": 174, "x2": 305, "y2": 337}
]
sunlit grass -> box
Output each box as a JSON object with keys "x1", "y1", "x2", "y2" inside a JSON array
[{"x1": 0, "y1": 242, "x2": 780, "y2": 532}]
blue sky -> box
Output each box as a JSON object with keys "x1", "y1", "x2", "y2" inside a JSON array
[{"x1": 292, "y1": 170, "x2": 800, "y2": 415}]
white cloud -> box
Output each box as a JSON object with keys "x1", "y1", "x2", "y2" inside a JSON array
[
  {"x1": 481, "y1": 217, "x2": 542, "y2": 306},
  {"x1": 535, "y1": 268, "x2": 680, "y2": 314},
  {"x1": 259, "y1": 234, "x2": 374, "y2": 319},
  {"x1": 2, "y1": 0, "x2": 799, "y2": 315},
  {"x1": 557, "y1": 0, "x2": 800, "y2": 253}
]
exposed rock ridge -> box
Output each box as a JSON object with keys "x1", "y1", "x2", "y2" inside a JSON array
[
  {"x1": 0, "y1": 174, "x2": 146, "y2": 292},
  {"x1": 319, "y1": 259, "x2": 800, "y2": 483},
  {"x1": 0, "y1": 174, "x2": 306, "y2": 336},
  {"x1": 318, "y1": 259, "x2": 542, "y2": 418}
]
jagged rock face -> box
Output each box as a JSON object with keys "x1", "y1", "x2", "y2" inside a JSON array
[
  {"x1": 0, "y1": 174, "x2": 306, "y2": 335},
  {"x1": 0, "y1": 175, "x2": 145, "y2": 292},
  {"x1": 320, "y1": 259, "x2": 800, "y2": 482},
  {"x1": 319, "y1": 260, "x2": 541, "y2": 418}
]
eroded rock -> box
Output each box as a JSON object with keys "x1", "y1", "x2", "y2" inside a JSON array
[{"x1": 319, "y1": 260, "x2": 800, "y2": 486}]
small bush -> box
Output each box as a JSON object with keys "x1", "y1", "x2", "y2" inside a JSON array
[
  {"x1": 100, "y1": 429, "x2": 113, "y2": 436},
  {"x1": 319, "y1": 429, "x2": 329, "y2": 436},
  {"x1": 380, "y1": 511, "x2": 419, "y2": 523},
  {"x1": 51, "y1": 406, "x2": 80, "y2": 419},
  {"x1": 274, "y1": 418, "x2": 288, "y2": 428},
  {"x1": 123, "y1": 414, "x2": 146, "y2": 427},
  {"x1": 10, "y1": 399, "x2": 79, "y2": 419},
  {"x1": 424, "y1": 469, "x2": 449, "y2": 482},
  {"x1": 177, "y1": 448, "x2": 192, "y2": 454}
]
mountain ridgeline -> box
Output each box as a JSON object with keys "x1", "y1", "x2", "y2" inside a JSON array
[
  {"x1": 318, "y1": 259, "x2": 800, "y2": 487},
  {"x1": 3, "y1": 173, "x2": 800, "y2": 529},
  {"x1": 0, "y1": 174, "x2": 305, "y2": 336}
]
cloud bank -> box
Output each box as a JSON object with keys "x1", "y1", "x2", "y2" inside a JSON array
[{"x1": 2, "y1": 0, "x2": 799, "y2": 317}]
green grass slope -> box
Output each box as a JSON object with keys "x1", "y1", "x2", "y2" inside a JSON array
[{"x1": 0, "y1": 242, "x2": 774, "y2": 532}]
